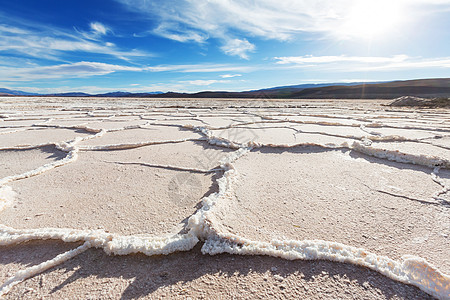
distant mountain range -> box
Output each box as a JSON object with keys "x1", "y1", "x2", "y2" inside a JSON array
[
  {"x1": 1, "y1": 78, "x2": 449, "y2": 99},
  {"x1": 0, "y1": 88, "x2": 36, "y2": 96}
]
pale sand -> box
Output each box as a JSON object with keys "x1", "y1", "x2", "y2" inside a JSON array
[{"x1": 0, "y1": 97, "x2": 449, "y2": 299}]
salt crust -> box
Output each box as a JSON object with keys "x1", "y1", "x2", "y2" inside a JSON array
[{"x1": 0, "y1": 108, "x2": 449, "y2": 298}]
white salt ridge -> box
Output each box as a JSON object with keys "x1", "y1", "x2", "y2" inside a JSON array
[
  {"x1": 350, "y1": 141, "x2": 450, "y2": 169},
  {"x1": 0, "y1": 241, "x2": 91, "y2": 297},
  {"x1": 0, "y1": 186, "x2": 15, "y2": 212},
  {"x1": 35, "y1": 123, "x2": 103, "y2": 134},
  {"x1": 0, "y1": 105, "x2": 449, "y2": 298},
  {"x1": 184, "y1": 125, "x2": 242, "y2": 149},
  {"x1": 360, "y1": 124, "x2": 383, "y2": 136},
  {"x1": 79, "y1": 138, "x2": 196, "y2": 151},
  {"x1": 268, "y1": 113, "x2": 450, "y2": 134},
  {"x1": 189, "y1": 117, "x2": 442, "y2": 149},
  {"x1": 201, "y1": 237, "x2": 449, "y2": 300},
  {"x1": 0, "y1": 225, "x2": 199, "y2": 256},
  {"x1": 431, "y1": 167, "x2": 450, "y2": 203}
]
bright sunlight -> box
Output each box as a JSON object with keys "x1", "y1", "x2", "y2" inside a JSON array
[{"x1": 339, "y1": 0, "x2": 404, "y2": 39}]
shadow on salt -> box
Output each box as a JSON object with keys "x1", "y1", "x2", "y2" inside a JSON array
[{"x1": 1, "y1": 243, "x2": 434, "y2": 299}]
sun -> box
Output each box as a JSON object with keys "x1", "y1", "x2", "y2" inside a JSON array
[{"x1": 339, "y1": 0, "x2": 403, "y2": 40}]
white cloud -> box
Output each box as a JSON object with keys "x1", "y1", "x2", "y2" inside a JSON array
[
  {"x1": 153, "y1": 23, "x2": 208, "y2": 43},
  {"x1": 0, "y1": 17, "x2": 149, "y2": 62},
  {"x1": 220, "y1": 74, "x2": 242, "y2": 78},
  {"x1": 90, "y1": 22, "x2": 108, "y2": 36},
  {"x1": 77, "y1": 22, "x2": 111, "y2": 40},
  {"x1": 8, "y1": 80, "x2": 233, "y2": 94},
  {"x1": 144, "y1": 64, "x2": 254, "y2": 73},
  {"x1": 116, "y1": 0, "x2": 450, "y2": 57},
  {"x1": 0, "y1": 61, "x2": 253, "y2": 82},
  {"x1": 363, "y1": 57, "x2": 450, "y2": 71},
  {"x1": 0, "y1": 61, "x2": 142, "y2": 81},
  {"x1": 182, "y1": 79, "x2": 229, "y2": 86},
  {"x1": 273, "y1": 55, "x2": 450, "y2": 71},
  {"x1": 275, "y1": 55, "x2": 410, "y2": 64},
  {"x1": 220, "y1": 38, "x2": 255, "y2": 59},
  {"x1": 0, "y1": 24, "x2": 30, "y2": 35}
]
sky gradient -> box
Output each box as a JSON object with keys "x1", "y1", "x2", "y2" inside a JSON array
[{"x1": 0, "y1": 0, "x2": 449, "y2": 94}]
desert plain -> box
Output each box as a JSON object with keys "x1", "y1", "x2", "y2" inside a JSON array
[{"x1": 0, "y1": 96, "x2": 449, "y2": 299}]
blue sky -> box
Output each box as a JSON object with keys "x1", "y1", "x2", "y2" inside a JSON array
[{"x1": 0, "y1": 0, "x2": 449, "y2": 94}]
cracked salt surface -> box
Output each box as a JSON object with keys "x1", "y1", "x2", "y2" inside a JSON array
[{"x1": 0, "y1": 97, "x2": 449, "y2": 299}]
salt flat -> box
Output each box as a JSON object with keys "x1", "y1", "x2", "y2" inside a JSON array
[{"x1": 0, "y1": 97, "x2": 449, "y2": 299}]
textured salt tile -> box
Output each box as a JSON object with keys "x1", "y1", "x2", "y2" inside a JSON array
[
  {"x1": 221, "y1": 116, "x2": 265, "y2": 124},
  {"x1": 97, "y1": 140, "x2": 232, "y2": 170},
  {"x1": 107, "y1": 116, "x2": 142, "y2": 121},
  {"x1": 212, "y1": 127, "x2": 298, "y2": 145},
  {"x1": 84, "y1": 119, "x2": 148, "y2": 130},
  {"x1": 46, "y1": 118, "x2": 103, "y2": 126},
  {"x1": 0, "y1": 119, "x2": 46, "y2": 127},
  {"x1": 79, "y1": 126, "x2": 202, "y2": 146},
  {"x1": 197, "y1": 117, "x2": 241, "y2": 127},
  {"x1": 233, "y1": 121, "x2": 292, "y2": 129},
  {"x1": 154, "y1": 118, "x2": 208, "y2": 127},
  {"x1": 0, "y1": 97, "x2": 448, "y2": 300},
  {"x1": 0, "y1": 128, "x2": 92, "y2": 148},
  {"x1": 212, "y1": 148, "x2": 449, "y2": 272},
  {"x1": 364, "y1": 127, "x2": 442, "y2": 139},
  {"x1": 277, "y1": 115, "x2": 367, "y2": 126},
  {"x1": 0, "y1": 128, "x2": 27, "y2": 133},
  {"x1": 2, "y1": 150, "x2": 215, "y2": 236},
  {"x1": 0, "y1": 146, "x2": 66, "y2": 178},
  {"x1": 292, "y1": 132, "x2": 351, "y2": 145},
  {"x1": 423, "y1": 136, "x2": 450, "y2": 149},
  {"x1": 370, "y1": 141, "x2": 450, "y2": 162},
  {"x1": 377, "y1": 121, "x2": 450, "y2": 131},
  {"x1": 293, "y1": 124, "x2": 366, "y2": 138}
]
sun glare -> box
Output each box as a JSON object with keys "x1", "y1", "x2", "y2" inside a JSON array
[{"x1": 340, "y1": 1, "x2": 403, "y2": 40}]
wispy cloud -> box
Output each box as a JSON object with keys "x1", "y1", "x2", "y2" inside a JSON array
[
  {"x1": 363, "y1": 57, "x2": 450, "y2": 71},
  {"x1": 153, "y1": 23, "x2": 208, "y2": 43},
  {"x1": 0, "y1": 61, "x2": 253, "y2": 82},
  {"x1": 0, "y1": 61, "x2": 142, "y2": 81},
  {"x1": 220, "y1": 74, "x2": 242, "y2": 78},
  {"x1": 0, "y1": 17, "x2": 149, "y2": 62},
  {"x1": 76, "y1": 22, "x2": 112, "y2": 40},
  {"x1": 116, "y1": 0, "x2": 450, "y2": 57},
  {"x1": 275, "y1": 55, "x2": 410, "y2": 64},
  {"x1": 145, "y1": 64, "x2": 254, "y2": 73},
  {"x1": 220, "y1": 38, "x2": 255, "y2": 59},
  {"x1": 90, "y1": 22, "x2": 109, "y2": 36},
  {"x1": 181, "y1": 79, "x2": 230, "y2": 86},
  {"x1": 0, "y1": 24, "x2": 30, "y2": 35},
  {"x1": 273, "y1": 55, "x2": 450, "y2": 71},
  {"x1": 7, "y1": 79, "x2": 237, "y2": 94}
]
